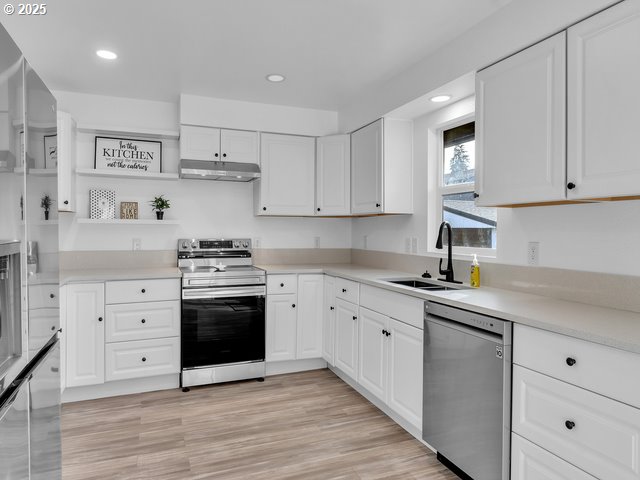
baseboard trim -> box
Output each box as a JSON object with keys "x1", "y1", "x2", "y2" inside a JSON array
[
  {"x1": 62, "y1": 374, "x2": 179, "y2": 403},
  {"x1": 328, "y1": 365, "x2": 434, "y2": 451},
  {"x1": 266, "y1": 358, "x2": 327, "y2": 376}
]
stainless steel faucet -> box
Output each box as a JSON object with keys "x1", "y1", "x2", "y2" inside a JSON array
[{"x1": 435, "y1": 221, "x2": 461, "y2": 284}]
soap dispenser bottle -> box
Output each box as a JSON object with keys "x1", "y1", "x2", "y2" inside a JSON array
[{"x1": 470, "y1": 254, "x2": 480, "y2": 288}]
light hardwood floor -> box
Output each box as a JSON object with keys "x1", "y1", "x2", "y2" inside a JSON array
[{"x1": 62, "y1": 369, "x2": 458, "y2": 480}]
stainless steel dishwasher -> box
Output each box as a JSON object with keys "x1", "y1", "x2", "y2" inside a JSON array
[{"x1": 422, "y1": 301, "x2": 512, "y2": 480}]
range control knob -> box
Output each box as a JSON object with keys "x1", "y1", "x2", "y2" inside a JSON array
[
  {"x1": 233, "y1": 241, "x2": 240, "y2": 248},
  {"x1": 242, "y1": 241, "x2": 249, "y2": 248},
  {"x1": 191, "y1": 241, "x2": 198, "y2": 249},
  {"x1": 181, "y1": 241, "x2": 189, "y2": 249}
]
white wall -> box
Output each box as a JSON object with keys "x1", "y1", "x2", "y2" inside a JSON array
[
  {"x1": 55, "y1": 91, "x2": 350, "y2": 252},
  {"x1": 338, "y1": 0, "x2": 617, "y2": 132}
]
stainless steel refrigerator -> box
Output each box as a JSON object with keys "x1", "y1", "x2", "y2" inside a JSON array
[{"x1": 0, "y1": 22, "x2": 61, "y2": 479}]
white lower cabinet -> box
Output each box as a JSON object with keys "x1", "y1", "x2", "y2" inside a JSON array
[
  {"x1": 65, "y1": 283, "x2": 105, "y2": 387},
  {"x1": 322, "y1": 275, "x2": 336, "y2": 365},
  {"x1": 358, "y1": 306, "x2": 423, "y2": 430},
  {"x1": 266, "y1": 274, "x2": 324, "y2": 363},
  {"x1": 266, "y1": 293, "x2": 297, "y2": 361},
  {"x1": 105, "y1": 337, "x2": 180, "y2": 382},
  {"x1": 511, "y1": 433, "x2": 597, "y2": 480},
  {"x1": 334, "y1": 298, "x2": 359, "y2": 378},
  {"x1": 105, "y1": 300, "x2": 180, "y2": 343}
]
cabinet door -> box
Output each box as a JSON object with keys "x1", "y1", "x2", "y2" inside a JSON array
[
  {"x1": 296, "y1": 274, "x2": 323, "y2": 359},
  {"x1": 322, "y1": 275, "x2": 336, "y2": 365},
  {"x1": 180, "y1": 125, "x2": 221, "y2": 161},
  {"x1": 387, "y1": 318, "x2": 423, "y2": 430},
  {"x1": 220, "y1": 129, "x2": 258, "y2": 165},
  {"x1": 316, "y1": 134, "x2": 350, "y2": 216},
  {"x1": 567, "y1": 1, "x2": 640, "y2": 200},
  {"x1": 351, "y1": 119, "x2": 383, "y2": 214},
  {"x1": 266, "y1": 293, "x2": 297, "y2": 361},
  {"x1": 358, "y1": 307, "x2": 387, "y2": 402},
  {"x1": 334, "y1": 299, "x2": 359, "y2": 379},
  {"x1": 65, "y1": 283, "x2": 105, "y2": 387},
  {"x1": 476, "y1": 32, "x2": 566, "y2": 206},
  {"x1": 511, "y1": 433, "x2": 597, "y2": 480},
  {"x1": 57, "y1": 111, "x2": 76, "y2": 212},
  {"x1": 258, "y1": 133, "x2": 315, "y2": 215}
]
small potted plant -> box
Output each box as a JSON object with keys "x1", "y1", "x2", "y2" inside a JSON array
[
  {"x1": 150, "y1": 195, "x2": 170, "y2": 220},
  {"x1": 40, "y1": 194, "x2": 52, "y2": 220}
]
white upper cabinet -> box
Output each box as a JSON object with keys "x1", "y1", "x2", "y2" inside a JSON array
[
  {"x1": 180, "y1": 125, "x2": 258, "y2": 164},
  {"x1": 567, "y1": 0, "x2": 640, "y2": 200},
  {"x1": 351, "y1": 118, "x2": 413, "y2": 215},
  {"x1": 316, "y1": 134, "x2": 350, "y2": 216},
  {"x1": 475, "y1": 32, "x2": 566, "y2": 206},
  {"x1": 57, "y1": 111, "x2": 77, "y2": 212},
  {"x1": 255, "y1": 133, "x2": 315, "y2": 216}
]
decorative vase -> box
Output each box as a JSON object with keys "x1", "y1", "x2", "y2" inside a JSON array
[
  {"x1": 44, "y1": 210, "x2": 49, "y2": 220},
  {"x1": 156, "y1": 211, "x2": 164, "y2": 220}
]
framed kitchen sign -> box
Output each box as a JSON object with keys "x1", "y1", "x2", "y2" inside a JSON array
[
  {"x1": 94, "y1": 136, "x2": 162, "y2": 173},
  {"x1": 44, "y1": 134, "x2": 57, "y2": 169}
]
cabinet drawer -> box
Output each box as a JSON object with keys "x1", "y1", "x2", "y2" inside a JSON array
[
  {"x1": 335, "y1": 278, "x2": 359, "y2": 304},
  {"x1": 514, "y1": 324, "x2": 640, "y2": 408},
  {"x1": 360, "y1": 285, "x2": 423, "y2": 329},
  {"x1": 29, "y1": 284, "x2": 59, "y2": 309},
  {"x1": 105, "y1": 337, "x2": 180, "y2": 382},
  {"x1": 105, "y1": 300, "x2": 180, "y2": 343},
  {"x1": 267, "y1": 274, "x2": 297, "y2": 295},
  {"x1": 106, "y1": 278, "x2": 180, "y2": 304},
  {"x1": 511, "y1": 433, "x2": 597, "y2": 480},
  {"x1": 512, "y1": 365, "x2": 640, "y2": 480}
]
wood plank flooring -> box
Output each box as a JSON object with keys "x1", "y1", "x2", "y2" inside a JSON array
[{"x1": 62, "y1": 369, "x2": 458, "y2": 480}]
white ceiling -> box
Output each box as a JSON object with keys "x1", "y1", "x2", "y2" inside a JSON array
[{"x1": 1, "y1": 0, "x2": 511, "y2": 111}]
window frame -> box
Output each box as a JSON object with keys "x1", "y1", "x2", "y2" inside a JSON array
[{"x1": 433, "y1": 115, "x2": 497, "y2": 257}]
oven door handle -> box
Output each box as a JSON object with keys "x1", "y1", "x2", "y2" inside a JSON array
[{"x1": 182, "y1": 286, "x2": 266, "y2": 299}]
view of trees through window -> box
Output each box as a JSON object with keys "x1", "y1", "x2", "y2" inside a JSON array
[{"x1": 440, "y1": 122, "x2": 497, "y2": 249}]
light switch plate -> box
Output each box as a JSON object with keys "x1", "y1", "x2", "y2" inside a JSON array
[{"x1": 527, "y1": 241, "x2": 540, "y2": 265}]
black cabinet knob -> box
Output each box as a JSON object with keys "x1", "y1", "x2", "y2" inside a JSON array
[
  {"x1": 565, "y1": 420, "x2": 575, "y2": 430},
  {"x1": 141, "y1": 319, "x2": 146, "y2": 324},
  {"x1": 342, "y1": 288, "x2": 347, "y2": 293},
  {"x1": 280, "y1": 283, "x2": 284, "y2": 287},
  {"x1": 63, "y1": 200, "x2": 69, "y2": 205},
  {"x1": 49, "y1": 293, "x2": 55, "y2": 298},
  {"x1": 141, "y1": 289, "x2": 146, "y2": 293},
  {"x1": 292, "y1": 304, "x2": 296, "y2": 308},
  {"x1": 317, "y1": 207, "x2": 321, "y2": 212},
  {"x1": 473, "y1": 193, "x2": 479, "y2": 198},
  {"x1": 222, "y1": 153, "x2": 227, "y2": 158},
  {"x1": 330, "y1": 306, "x2": 334, "y2": 310},
  {"x1": 142, "y1": 357, "x2": 147, "y2": 362},
  {"x1": 567, "y1": 182, "x2": 576, "y2": 190},
  {"x1": 566, "y1": 357, "x2": 576, "y2": 366},
  {"x1": 375, "y1": 203, "x2": 381, "y2": 208},
  {"x1": 262, "y1": 207, "x2": 267, "y2": 211},
  {"x1": 352, "y1": 316, "x2": 357, "y2": 320},
  {"x1": 98, "y1": 317, "x2": 103, "y2": 322},
  {"x1": 214, "y1": 153, "x2": 219, "y2": 157},
  {"x1": 51, "y1": 326, "x2": 56, "y2": 331},
  {"x1": 381, "y1": 329, "x2": 386, "y2": 335}
]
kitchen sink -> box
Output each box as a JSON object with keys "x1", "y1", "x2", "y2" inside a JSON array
[{"x1": 382, "y1": 278, "x2": 469, "y2": 291}]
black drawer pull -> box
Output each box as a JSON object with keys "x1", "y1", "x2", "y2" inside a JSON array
[
  {"x1": 565, "y1": 420, "x2": 575, "y2": 430},
  {"x1": 141, "y1": 319, "x2": 146, "y2": 324},
  {"x1": 49, "y1": 293, "x2": 55, "y2": 298},
  {"x1": 142, "y1": 357, "x2": 147, "y2": 362},
  {"x1": 330, "y1": 306, "x2": 334, "y2": 310},
  {"x1": 141, "y1": 289, "x2": 146, "y2": 293},
  {"x1": 63, "y1": 200, "x2": 69, "y2": 205},
  {"x1": 98, "y1": 317, "x2": 103, "y2": 322},
  {"x1": 566, "y1": 357, "x2": 576, "y2": 366},
  {"x1": 280, "y1": 283, "x2": 284, "y2": 287},
  {"x1": 342, "y1": 288, "x2": 347, "y2": 293},
  {"x1": 292, "y1": 304, "x2": 296, "y2": 308},
  {"x1": 352, "y1": 316, "x2": 357, "y2": 320}
]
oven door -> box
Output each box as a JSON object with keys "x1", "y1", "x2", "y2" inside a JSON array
[{"x1": 181, "y1": 286, "x2": 265, "y2": 369}]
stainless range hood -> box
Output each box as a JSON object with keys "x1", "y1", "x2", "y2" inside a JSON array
[{"x1": 179, "y1": 159, "x2": 261, "y2": 182}]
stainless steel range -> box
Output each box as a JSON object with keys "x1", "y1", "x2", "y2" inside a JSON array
[{"x1": 178, "y1": 238, "x2": 266, "y2": 389}]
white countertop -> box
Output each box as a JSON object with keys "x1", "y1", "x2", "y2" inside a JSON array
[
  {"x1": 257, "y1": 263, "x2": 640, "y2": 355},
  {"x1": 60, "y1": 267, "x2": 182, "y2": 285}
]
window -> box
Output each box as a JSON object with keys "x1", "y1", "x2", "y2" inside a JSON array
[{"x1": 438, "y1": 121, "x2": 497, "y2": 250}]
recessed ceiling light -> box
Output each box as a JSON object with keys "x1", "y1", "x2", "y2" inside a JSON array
[
  {"x1": 96, "y1": 50, "x2": 117, "y2": 60},
  {"x1": 430, "y1": 94, "x2": 451, "y2": 103},
  {"x1": 266, "y1": 74, "x2": 285, "y2": 83}
]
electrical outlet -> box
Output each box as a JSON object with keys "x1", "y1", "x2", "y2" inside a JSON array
[
  {"x1": 363, "y1": 235, "x2": 368, "y2": 249},
  {"x1": 527, "y1": 242, "x2": 540, "y2": 265},
  {"x1": 132, "y1": 238, "x2": 141, "y2": 251},
  {"x1": 411, "y1": 237, "x2": 418, "y2": 254},
  {"x1": 404, "y1": 237, "x2": 411, "y2": 253},
  {"x1": 314, "y1": 236, "x2": 320, "y2": 248},
  {"x1": 254, "y1": 238, "x2": 261, "y2": 248}
]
